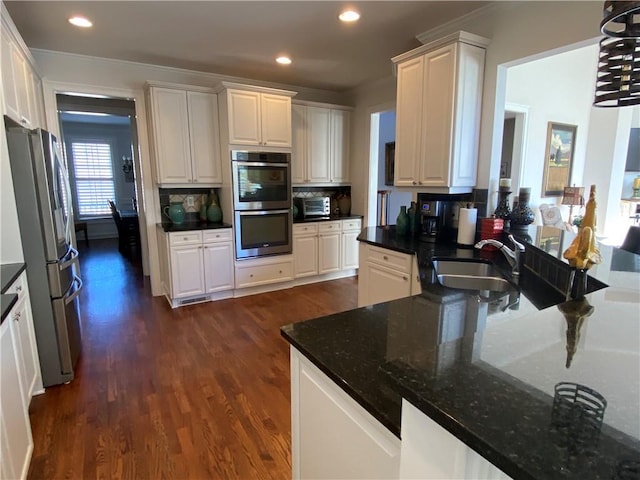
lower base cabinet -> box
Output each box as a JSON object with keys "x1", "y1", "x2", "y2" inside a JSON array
[
  {"x1": 157, "y1": 228, "x2": 234, "y2": 307},
  {"x1": 290, "y1": 347, "x2": 401, "y2": 479},
  {"x1": 1, "y1": 306, "x2": 34, "y2": 480}
]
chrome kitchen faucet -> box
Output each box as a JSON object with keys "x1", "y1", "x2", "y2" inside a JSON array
[{"x1": 475, "y1": 234, "x2": 526, "y2": 280}]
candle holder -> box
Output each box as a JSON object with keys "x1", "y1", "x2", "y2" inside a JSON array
[{"x1": 494, "y1": 189, "x2": 511, "y2": 228}]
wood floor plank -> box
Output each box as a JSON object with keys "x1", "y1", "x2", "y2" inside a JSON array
[{"x1": 27, "y1": 239, "x2": 358, "y2": 479}]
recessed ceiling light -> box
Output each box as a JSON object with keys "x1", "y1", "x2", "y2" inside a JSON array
[
  {"x1": 68, "y1": 16, "x2": 93, "y2": 28},
  {"x1": 276, "y1": 56, "x2": 292, "y2": 65},
  {"x1": 339, "y1": 9, "x2": 360, "y2": 22}
]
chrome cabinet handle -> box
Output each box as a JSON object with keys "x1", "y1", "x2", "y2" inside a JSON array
[
  {"x1": 383, "y1": 255, "x2": 388, "y2": 261},
  {"x1": 14, "y1": 312, "x2": 21, "y2": 321},
  {"x1": 412, "y1": 181, "x2": 417, "y2": 185},
  {"x1": 16, "y1": 286, "x2": 22, "y2": 292},
  {"x1": 403, "y1": 276, "x2": 408, "y2": 281}
]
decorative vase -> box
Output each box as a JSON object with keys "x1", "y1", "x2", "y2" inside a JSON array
[
  {"x1": 199, "y1": 203, "x2": 208, "y2": 222},
  {"x1": 408, "y1": 201, "x2": 417, "y2": 236},
  {"x1": 206, "y1": 189, "x2": 222, "y2": 223},
  {"x1": 338, "y1": 195, "x2": 351, "y2": 216},
  {"x1": 396, "y1": 206, "x2": 409, "y2": 236},
  {"x1": 494, "y1": 190, "x2": 512, "y2": 227},
  {"x1": 163, "y1": 201, "x2": 185, "y2": 225},
  {"x1": 510, "y1": 187, "x2": 534, "y2": 229},
  {"x1": 292, "y1": 203, "x2": 299, "y2": 219}
]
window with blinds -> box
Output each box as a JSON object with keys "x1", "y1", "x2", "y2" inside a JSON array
[{"x1": 70, "y1": 141, "x2": 116, "y2": 217}]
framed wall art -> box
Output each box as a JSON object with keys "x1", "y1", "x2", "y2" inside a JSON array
[
  {"x1": 384, "y1": 141, "x2": 395, "y2": 186},
  {"x1": 542, "y1": 122, "x2": 577, "y2": 197}
]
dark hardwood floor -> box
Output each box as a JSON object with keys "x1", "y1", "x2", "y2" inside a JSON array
[{"x1": 27, "y1": 239, "x2": 358, "y2": 479}]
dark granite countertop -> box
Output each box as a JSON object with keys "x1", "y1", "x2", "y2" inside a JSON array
[
  {"x1": 281, "y1": 227, "x2": 640, "y2": 480},
  {"x1": 157, "y1": 221, "x2": 232, "y2": 232},
  {"x1": 293, "y1": 214, "x2": 363, "y2": 224},
  {"x1": 1, "y1": 263, "x2": 26, "y2": 324}
]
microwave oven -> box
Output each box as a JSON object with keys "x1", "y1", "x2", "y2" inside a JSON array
[{"x1": 302, "y1": 197, "x2": 331, "y2": 218}]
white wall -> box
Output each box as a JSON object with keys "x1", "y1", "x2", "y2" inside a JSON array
[
  {"x1": 505, "y1": 45, "x2": 598, "y2": 208},
  {"x1": 376, "y1": 111, "x2": 412, "y2": 223}
]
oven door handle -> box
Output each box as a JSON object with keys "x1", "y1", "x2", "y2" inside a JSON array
[
  {"x1": 233, "y1": 161, "x2": 289, "y2": 168},
  {"x1": 238, "y1": 209, "x2": 291, "y2": 216}
]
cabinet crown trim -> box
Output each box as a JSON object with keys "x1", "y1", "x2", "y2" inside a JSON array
[
  {"x1": 391, "y1": 30, "x2": 490, "y2": 65},
  {"x1": 292, "y1": 100, "x2": 354, "y2": 111},
  {"x1": 144, "y1": 81, "x2": 215, "y2": 93},
  {"x1": 216, "y1": 81, "x2": 297, "y2": 97}
]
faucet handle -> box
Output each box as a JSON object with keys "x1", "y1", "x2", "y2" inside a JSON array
[{"x1": 507, "y1": 234, "x2": 526, "y2": 252}]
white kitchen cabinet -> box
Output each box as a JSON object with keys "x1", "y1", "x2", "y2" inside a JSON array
[
  {"x1": 220, "y1": 83, "x2": 296, "y2": 148},
  {"x1": 291, "y1": 101, "x2": 352, "y2": 185},
  {"x1": 358, "y1": 242, "x2": 421, "y2": 307},
  {"x1": 293, "y1": 223, "x2": 319, "y2": 278},
  {"x1": 157, "y1": 228, "x2": 234, "y2": 307},
  {"x1": 1, "y1": 303, "x2": 34, "y2": 480},
  {"x1": 5, "y1": 272, "x2": 42, "y2": 407},
  {"x1": 1, "y1": 15, "x2": 41, "y2": 129},
  {"x1": 290, "y1": 347, "x2": 401, "y2": 479},
  {"x1": 234, "y1": 255, "x2": 294, "y2": 289},
  {"x1": 318, "y1": 221, "x2": 341, "y2": 274},
  {"x1": 146, "y1": 83, "x2": 221, "y2": 185},
  {"x1": 340, "y1": 218, "x2": 361, "y2": 270},
  {"x1": 392, "y1": 32, "x2": 488, "y2": 192}
]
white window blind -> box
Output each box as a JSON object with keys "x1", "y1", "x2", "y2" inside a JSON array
[{"x1": 70, "y1": 141, "x2": 115, "y2": 217}]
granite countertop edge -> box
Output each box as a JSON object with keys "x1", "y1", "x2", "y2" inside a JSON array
[
  {"x1": 157, "y1": 222, "x2": 232, "y2": 232},
  {"x1": 280, "y1": 329, "x2": 402, "y2": 439},
  {"x1": 293, "y1": 215, "x2": 363, "y2": 224},
  {"x1": 1, "y1": 294, "x2": 18, "y2": 324},
  {"x1": 1, "y1": 262, "x2": 26, "y2": 294}
]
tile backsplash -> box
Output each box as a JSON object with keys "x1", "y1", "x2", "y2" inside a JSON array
[{"x1": 159, "y1": 187, "x2": 218, "y2": 222}]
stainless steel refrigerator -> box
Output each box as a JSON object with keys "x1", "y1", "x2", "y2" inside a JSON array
[{"x1": 5, "y1": 115, "x2": 83, "y2": 387}]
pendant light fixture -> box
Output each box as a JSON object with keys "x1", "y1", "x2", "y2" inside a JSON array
[{"x1": 594, "y1": 1, "x2": 640, "y2": 107}]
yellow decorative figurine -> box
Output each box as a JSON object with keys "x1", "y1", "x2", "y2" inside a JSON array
[{"x1": 563, "y1": 184, "x2": 602, "y2": 270}]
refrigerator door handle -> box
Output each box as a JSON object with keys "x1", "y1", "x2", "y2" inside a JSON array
[
  {"x1": 59, "y1": 246, "x2": 79, "y2": 270},
  {"x1": 58, "y1": 154, "x2": 74, "y2": 246},
  {"x1": 64, "y1": 275, "x2": 83, "y2": 305}
]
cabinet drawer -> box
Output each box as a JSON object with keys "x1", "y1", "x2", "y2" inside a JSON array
[
  {"x1": 293, "y1": 223, "x2": 319, "y2": 236},
  {"x1": 5, "y1": 271, "x2": 27, "y2": 302},
  {"x1": 169, "y1": 231, "x2": 203, "y2": 246},
  {"x1": 342, "y1": 218, "x2": 362, "y2": 232},
  {"x1": 235, "y1": 259, "x2": 293, "y2": 288},
  {"x1": 367, "y1": 246, "x2": 413, "y2": 273},
  {"x1": 318, "y1": 221, "x2": 341, "y2": 234},
  {"x1": 203, "y1": 229, "x2": 232, "y2": 243}
]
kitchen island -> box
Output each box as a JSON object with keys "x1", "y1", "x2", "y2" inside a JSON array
[{"x1": 281, "y1": 226, "x2": 640, "y2": 479}]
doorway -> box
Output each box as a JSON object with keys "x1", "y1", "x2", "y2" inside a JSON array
[{"x1": 56, "y1": 94, "x2": 142, "y2": 271}]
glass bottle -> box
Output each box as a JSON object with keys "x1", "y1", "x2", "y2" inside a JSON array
[{"x1": 396, "y1": 206, "x2": 409, "y2": 236}]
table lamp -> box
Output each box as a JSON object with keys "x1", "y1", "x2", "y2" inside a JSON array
[{"x1": 562, "y1": 186, "x2": 585, "y2": 225}]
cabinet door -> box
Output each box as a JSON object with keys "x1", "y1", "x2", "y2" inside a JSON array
[
  {"x1": 170, "y1": 245, "x2": 205, "y2": 298},
  {"x1": 150, "y1": 88, "x2": 191, "y2": 183},
  {"x1": 330, "y1": 109, "x2": 350, "y2": 183},
  {"x1": 10, "y1": 296, "x2": 39, "y2": 406},
  {"x1": 261, "y1": 93, "x2": 292, "y2": 147},
  {"x1": 364, "y1": 262, "x2": 412, "y2": 305},
  {"x1": 307, "y1": 107, "x2": 331, "y2": 183},
  {"x1": 291, "y1": 104, "x2": 307, "y2": 184},
  {"x1": 187, "y1": 91, "x2": 222, "y2": 184},
  {"x1": 203, "y1": 242, "x2": 234, "y2": 293},
  {"x1": 12, "y1": 47, "x2": 32, "y2": 128},
  {"x1": 419, "y1": 44, "x2": 456, "y2": 187},
  {"x1": 1, "y1": 28, "x2": 19, "y2": 122},
  {"x1": 394, "y1": 56, "x2": 424, "y2": 187},
  {"x1": 0, "y1": 320, "x2": 33, "y2": 480},
  {"x1": 227, "y1": 90, "x2": 261, "y2": 145},
  {"x1": 341, "y1": 231, "x2": 359, "y2": 270},
  {"x1": 319, "y1": 232, "x2": 341, "y2": 274},
  {"x1": 294, "y1": 235, "x2": 318, "y2": 278}
]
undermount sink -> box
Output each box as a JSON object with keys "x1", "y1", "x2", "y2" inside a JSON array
[{"x1": 432, "y1": 259, "x2": 513, "y2": 293}]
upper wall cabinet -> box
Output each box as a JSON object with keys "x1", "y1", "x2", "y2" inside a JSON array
[
  {"x1": 292, "y1": 102, "x2": 352, "y2": 185},
  {"x1": 1, "y1": 12, "x2": 42, "y2": 129},
  {"x1": 218, "y1": 82, "x2": 296, "y2": 148},
  {"x1": 146, "y1": 83, "x2": 222, "y2": 186},
  {"x1": 392, "y1": 31, "x2": 489, "y2": 193}
]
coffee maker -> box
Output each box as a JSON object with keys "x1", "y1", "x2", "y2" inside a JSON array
[{"x1": 419, "y1": 200, "x2": 442, "y2": 242}]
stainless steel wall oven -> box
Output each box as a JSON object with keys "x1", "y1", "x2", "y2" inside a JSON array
[{"x1": 231, "y1": 150, "x2": 292, "y2": 259}]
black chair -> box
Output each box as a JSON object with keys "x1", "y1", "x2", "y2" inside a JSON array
[
  {"x1": 108, "y1": 200, "x2": 139, "y2": 258},
  {"x1": 620, "y1": 226, "x2": 640, "y2": 255}
]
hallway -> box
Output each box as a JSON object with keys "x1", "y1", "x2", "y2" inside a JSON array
[{"x1": 27, "y1": 240, "x2": 358, "y2": 479}]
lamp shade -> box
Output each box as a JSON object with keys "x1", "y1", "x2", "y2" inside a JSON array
[
  {"x1": 594, "y1": 36, "x2": 640, "y2": 107},
  {"x1": 562, "y1": 186, "x2": 585, "y2": 206},
  {"x1": 601, "y1": 1, "x2": 640, "y2": 38}
]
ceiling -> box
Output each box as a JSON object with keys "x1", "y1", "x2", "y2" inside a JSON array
[{"x1": 4, "y1": 1, "x2": 490, "y2": 92}]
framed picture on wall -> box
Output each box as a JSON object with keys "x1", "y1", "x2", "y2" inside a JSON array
[
  {"x1": 542, "y1": 122, "x2": 577, "y2": 197},
  {"x1": 384, "y1": 142, "x2": 395, "y2": 186}
]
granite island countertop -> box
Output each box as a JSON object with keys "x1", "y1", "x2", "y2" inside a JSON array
[{"x1": 281, "y1": 227, "x2": 640, "y2": 479}]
